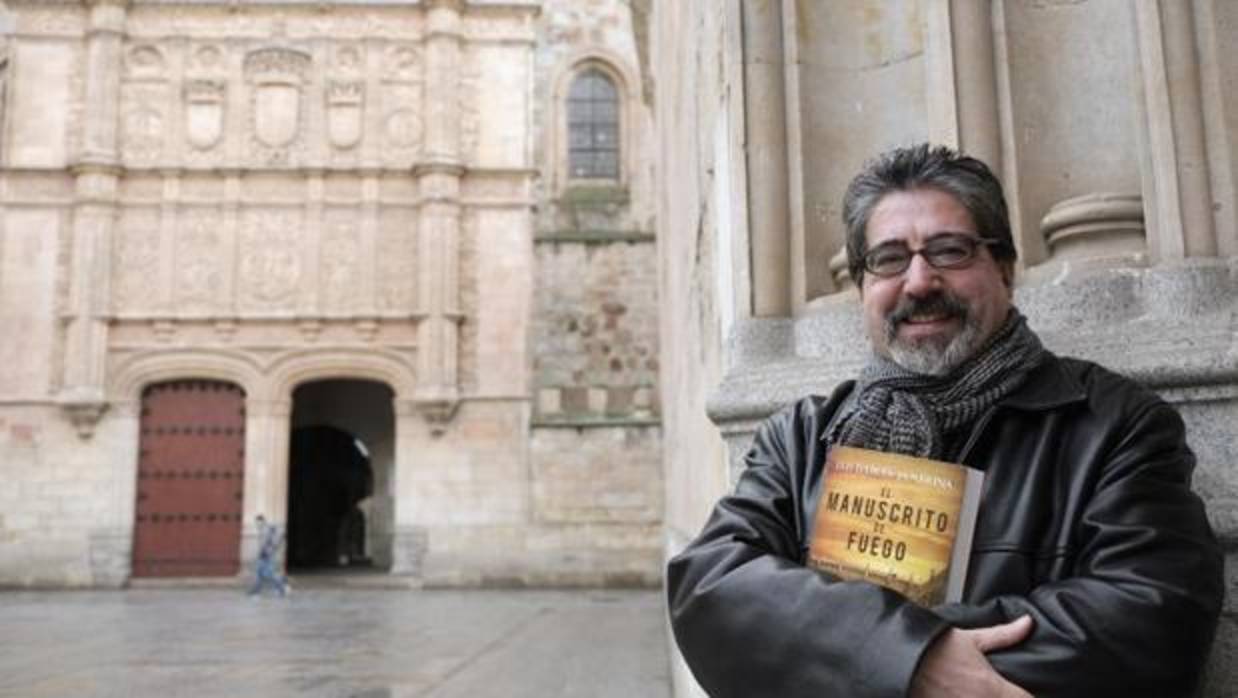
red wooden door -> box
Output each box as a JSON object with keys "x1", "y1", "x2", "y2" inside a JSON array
[{"x1": 132, "y1": 380, "x2": 246, "y2": 577}]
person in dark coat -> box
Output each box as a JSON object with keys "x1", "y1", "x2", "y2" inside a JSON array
[{"x1": 666, "y1": 144, "x2": 1222, "y2": 697}]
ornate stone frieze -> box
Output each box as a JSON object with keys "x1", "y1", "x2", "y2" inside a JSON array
[
  {"x1": 321, "y1": 209, "x2": 363, "y2": 314},
  {"x1": 112, "y1": 208, "x2": 161, "y2": 315},
  {"x1": 377, "y1": 209, "x2": 418, "y2": 314},
  {"x1": 175, "y1": 207, "x2": 225, "y2": 314},
  {"x1": 13, "y1": 6, "x2": 85, "y2": 37},
  {"x1": 238, "y1": 208, "x2": 302, "y2": 311}
]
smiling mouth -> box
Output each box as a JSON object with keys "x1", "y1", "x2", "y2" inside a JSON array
[
  {"x1": 885, "y1": 293, "x2": 968, "y2": 341},
  {"x1": 903, "y1": 313, "x2": 953, "y2": 325}
]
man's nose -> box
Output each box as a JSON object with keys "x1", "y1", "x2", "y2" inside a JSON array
[{"x1": 901, "y1": 253, "x2": 942, "y2": 296}]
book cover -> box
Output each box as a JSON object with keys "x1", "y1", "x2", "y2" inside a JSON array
[{"x1": 807, "y1": 445, "x2": 984, "y2": 606}]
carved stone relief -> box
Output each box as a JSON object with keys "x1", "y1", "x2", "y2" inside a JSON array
[
  {"x1": 120, "y1": 44, "x2": 169, "y2": 164},
  {"x1": 378, "y1": 209, "x2": 417, "y2": 314},
  {"x1": 459, "y1": 51, "x2": 481, "y2": 164},
  {"x1": 112, "y1": 209, "x2": 161, "y2": 315},
  {"x1": 325, "y1": 81, "x2": 363, "y2": 151},
  {"x1": 325, "y1": 41, "x2": 366, "y2": 153},
  {"x1": 183, "y1": 80, "x2": 225, "y2": 151},
  {"x1": 184, "y1": 43, "x2": 228, "y2": 155},
  {"x1": 175, "y1": 207, "x2": 224, "y2": 314},
  {"x1": 238, "y1": 208, "x2": 302, "y2": 312},
  {"x1": 244, "y1": 47, "x2": 311, "y2": 165},
  {"x1": 321, "y1": 209, "x2": 363, "y2": 314},
  {"x1": 382, "y1": 45, "x2": 423, "y2": 166}
]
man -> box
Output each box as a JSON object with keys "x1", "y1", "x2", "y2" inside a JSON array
[
  {"x1": 249, "y1": 514, "x2": 291, "y2": 598},
  {"x1": 666, "y1": 144, "x2": 1222, "y2": 697}
]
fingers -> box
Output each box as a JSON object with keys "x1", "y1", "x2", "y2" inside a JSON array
[{"x1": 965, "y1": 614, "x2": 1035, "y2": 653}]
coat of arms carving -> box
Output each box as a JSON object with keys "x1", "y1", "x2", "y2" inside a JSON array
[
  {"x1": 244, "y1": 47, "x2": 312, "y2": 153},
  {"x1": 326, "y1": 81, "x2": 364, "y2": 150},
  {"x1": 184, "y1": 80, "x2": 225, "y2": 150}
]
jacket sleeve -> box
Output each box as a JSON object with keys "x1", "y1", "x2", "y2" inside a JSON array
[
  {"x1": 937, "y1": 399, "x2": 1224, "y2": 697},
  {"x1": 666, "y1": 400, "x2": 951, "y2": 698}
]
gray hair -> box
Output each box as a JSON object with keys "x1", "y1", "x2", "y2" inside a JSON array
[{"x1": 841, "y1": 143, "x2": 1016, "y2": 286}]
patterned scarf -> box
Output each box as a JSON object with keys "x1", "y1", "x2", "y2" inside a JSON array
[{"x1": 826, "y1": 310, "x2": 1045, "y2": 460}]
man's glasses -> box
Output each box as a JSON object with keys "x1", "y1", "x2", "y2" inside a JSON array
[{"x1": 862, "y1": 233, "x2": 1003, "y2": 278}]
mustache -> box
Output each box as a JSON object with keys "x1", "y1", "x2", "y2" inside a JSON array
[{"x1": 885, "y1": 293, "x2": 968, "y2": 330}]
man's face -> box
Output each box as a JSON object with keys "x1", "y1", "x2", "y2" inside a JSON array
[{"x1": 859, "y1": 187, "x2": 1013, "y2": 375}]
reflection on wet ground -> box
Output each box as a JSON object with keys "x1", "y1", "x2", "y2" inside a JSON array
[{"x1": 0, "y1": 587, "x2": 671, "y2": 698}]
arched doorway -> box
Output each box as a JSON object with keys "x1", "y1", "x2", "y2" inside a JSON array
[
  {"x1": 287, "y1": 379, "x2": 395, "y2": 572},
  {"x1": 132, "y1": 379, "x2": 246, "y2": 577},
  {"x1": 287, "y1": 425, "x2": 372, "y2": 568}
]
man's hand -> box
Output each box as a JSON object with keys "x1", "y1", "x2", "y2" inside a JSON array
[{"x1": 909, "y1": 615, "x2": 1034, "y2": 698}]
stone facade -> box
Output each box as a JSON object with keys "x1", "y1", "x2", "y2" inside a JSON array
[
  {"x1": 653, "y1": 1, "x2": 1238, "y2": 696},
  {"x1": 0, "y1": 0, "x2": 659, "y2": 589}
]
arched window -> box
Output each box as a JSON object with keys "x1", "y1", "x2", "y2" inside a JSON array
[{"x1": 566, "y1": 68, "x2": 619, "y2": 180}]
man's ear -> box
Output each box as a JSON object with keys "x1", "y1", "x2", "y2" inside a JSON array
[{"x1": 1000, "y1": 261, "x2": 1015, "y2": 292}]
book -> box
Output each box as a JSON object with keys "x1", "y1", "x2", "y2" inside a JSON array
[{"x1": 807, "y1": 445, "x2": 984, "y2": 606}]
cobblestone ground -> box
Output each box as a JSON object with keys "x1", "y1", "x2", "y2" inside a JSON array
[{"x1": 0, "y1": 587, "x2": 671, "y2": 698}]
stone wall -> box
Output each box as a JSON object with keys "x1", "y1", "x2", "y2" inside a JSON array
[
  {"x1": 653, "y1": 1, "x2": 1238, "y2": 696},
  {"x1": 0, "y1": 0, "x2": 661, "y2": 591}
]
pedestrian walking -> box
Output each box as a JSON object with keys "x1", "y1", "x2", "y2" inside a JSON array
[{"x1": 248, "y1": 515, "x2": 290, "y2": 598}]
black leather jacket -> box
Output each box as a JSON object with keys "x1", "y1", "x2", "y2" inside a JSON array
[{"x1": 667, "y1": 353, "x2": 1222, "y2": 697}]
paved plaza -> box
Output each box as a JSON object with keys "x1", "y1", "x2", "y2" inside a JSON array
[{"x1": 0, "y1": 586, "x2": 672, "y2": 698}]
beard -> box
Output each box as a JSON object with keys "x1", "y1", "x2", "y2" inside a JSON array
[{"x1": 883, "y1": 292, "x2": 984, "y2": 376}]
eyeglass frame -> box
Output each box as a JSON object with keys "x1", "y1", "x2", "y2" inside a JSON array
[{"x1": 860, "y1": 232, "x2": 1009, "y2": 279}]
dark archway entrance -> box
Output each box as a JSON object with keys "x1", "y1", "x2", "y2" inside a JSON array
[
  {"x1": 287, "y1": 425, "x2": 372, "y2": 569},
  {"x1": 287, "y1": 379, "x2": 395, "y2": 572},
  {"x1": 132, "y1": 379, "x2": 246, "y2": 577}
]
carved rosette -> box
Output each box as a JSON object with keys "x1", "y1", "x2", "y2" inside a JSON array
[{"x1": 244, "y1": 47, "x2": 312, "y2": 165}]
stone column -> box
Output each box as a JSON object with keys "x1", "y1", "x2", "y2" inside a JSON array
[
  {"x1": 1132, "y1": 0, "x2": 1217, "y2": 260},
  {"x1": 242, "y1": 399, "x2": 292, "y2": 527},
  {"x1": 59, "y1": 0, "x2": 128, "y2": 438},
  {"x1": 925, "y1": 0, "x2": 1001, "y2": 169},
  {"x1": 742, "y1": 0, "x2": 790, "y2": 316},
  {"x1": 414, "y1": 0, "x2": 465, "y2": 431}
]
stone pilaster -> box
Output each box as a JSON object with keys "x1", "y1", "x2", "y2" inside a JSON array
[
  {"x1": 741, "y1": 0, "x2": 790, "y2": 315},
  {"x1": 59, "y1": 0, "x2": 128, "y2": 438},
  {"x1": 242, "y1": 399, "x2": 292, "y2": 527},
  {"x1": 414, "y1": 0, "x2": 466, "y2": 431},
  {"x1": 1132, "y1": 0, "x2": 1217, "y2": 260},
  {"x1": 925, "y1": 0, "x2": 1001, "y2": 172}
]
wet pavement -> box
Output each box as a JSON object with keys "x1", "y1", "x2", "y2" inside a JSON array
[{"x1": 0, "y1": 586, "x2": 671, "y2": 698}]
